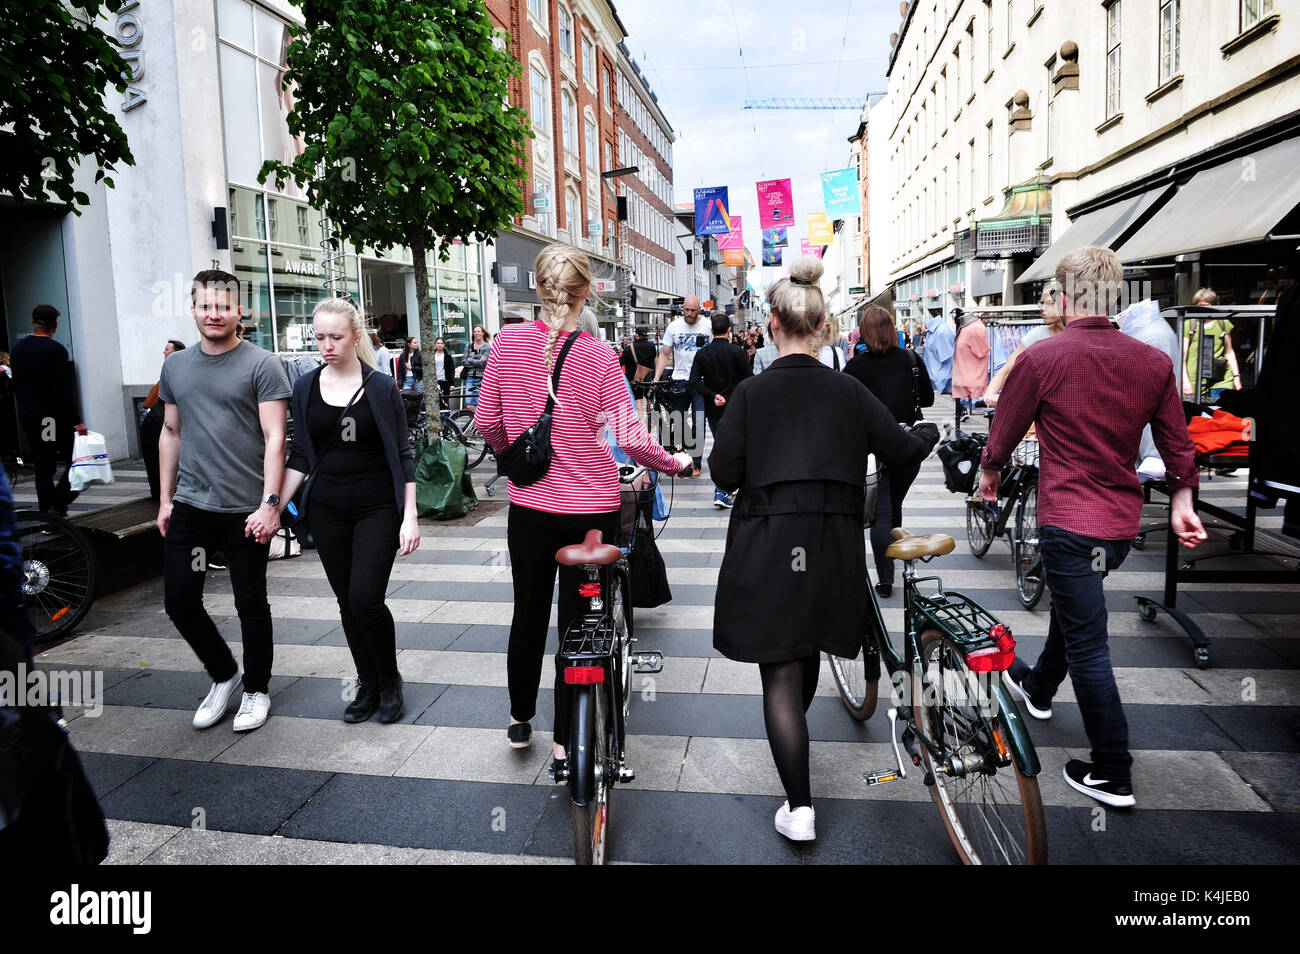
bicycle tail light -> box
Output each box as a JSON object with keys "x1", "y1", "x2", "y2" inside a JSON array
[
  {"x1": 564, "y1": 665, "x2": 605, "y2": 684},
  {"x1": 578, "y1": 582, "x2": 602, "y2": 597},
  {"x1": 965, "y1": 624, "x2": 1016, "y2": 672}
]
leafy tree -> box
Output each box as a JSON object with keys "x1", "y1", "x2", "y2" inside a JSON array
[
  {"x1": 261, "y1": 0, "x2": 530, "y2": 430},
  {"x1": 0, "y1": 0, "x2": 136, "y2": 209}
]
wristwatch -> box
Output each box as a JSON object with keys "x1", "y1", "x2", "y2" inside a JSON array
[{"x1": 262, "y1": 493, "x2": 280, "y2": 507}]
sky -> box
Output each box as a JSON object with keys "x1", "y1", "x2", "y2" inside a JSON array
[{"x1": 615, "y1": 0, "x2": 898, "y2": 280}]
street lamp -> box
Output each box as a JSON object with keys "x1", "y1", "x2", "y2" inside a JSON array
[{"x1": 600, "y1": 166, "x2": 638, "y2": 337}]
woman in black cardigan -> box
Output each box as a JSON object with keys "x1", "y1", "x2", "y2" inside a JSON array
[
  {"x1": 276, "y1": 299, "x2": 419, "y2": 724},
  {"x1": 844, "y1": 305, "x2": 936, "y2": 598},
  {"x1": 709, "y1": 257, "x2": 938, "y2": 843}
]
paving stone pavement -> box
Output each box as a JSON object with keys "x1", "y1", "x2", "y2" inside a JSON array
[{"x1": 35, "y1": 396, "x2": 1300, "y2": 864}]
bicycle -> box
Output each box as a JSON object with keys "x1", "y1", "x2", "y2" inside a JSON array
[
  {"x1": 959, "y1": 411, "x2": 1044, "y2": 610},
  {"x1": 402, "y1": 392, "x2": 488, "y2": 468},
  {"x1": 638, "y1": 379, "x2": 696, "y2": 456},
  {"x1": 554, "y1": 463, "x2": 681, "y2": 864},
  {"x1": 2, "y1": 453, "x2": 98, "y2": 643},
  {"x1": 826, "y1": 527, "x2": 1047, "y2": 865}
]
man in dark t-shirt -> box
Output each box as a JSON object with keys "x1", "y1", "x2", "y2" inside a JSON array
[{"x1": 10, "y1": 305, "x2": 87, "y2": 514}]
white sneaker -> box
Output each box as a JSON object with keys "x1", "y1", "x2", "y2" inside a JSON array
[
  {"x1": 193, "y1": 671, "x2": 242, "y2": 729},
  {"x1": 232, "y1": 691, "x2": 271, "y2": 732},
  {"x1": 775, "y1": 801, "x2": 816, "y2": 841}
]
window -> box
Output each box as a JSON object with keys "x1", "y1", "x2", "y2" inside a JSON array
[
  {"x1": 1106, "y1": 1, "x2": 1122, "y2": 118},
  {"x1": 565, "y1": 190, "x2": 578, "y2": 233},
  {"x1": 955, "y1": 152, "x2": 962, "y2": 216},
  {"x1": 965, "y1": 22, "x2": 975, "y2": 90},
  {"x1": 296, "y1": 205, "x2": 309, "y2": 245},
  {"x1": 1241, "y1": 0, "x2": 1275, "y2": 31},
  {"x1": 1044, "y1": 63, "x2": 1054, "y2": 157},
  {"x1": 939, "y1": 70, "x2": 947, "y2": 127},
  {"x1": 585, "y1": 118, "x2": 596, "y2": 170},
  {"x1": 530, "y1": 67, "x2": 549, "y2": 131},
  {"x1": 254, "y1": 191, "x2": 266, "y2": 239},
  {"x1": 582, "y1": 34, "x2": 595, "y2": 83},
  {"x1": 604, "y1": 140, "x2": 612, "y2": 172},
  {"x1": 985, "y1": 122, "x2": 993, "y2": 197},
  {"x1": 558, "y1": 6, "x2": 573, "y2": 58},
  {"x1": 1006, "y1": 0, "x2": 1014, "y2": 47},
  {"x1": 968, "y1": 138, "x2": 976, "y2": 210},
  {"x1": 527, "y1": 0, "x2": 547, "y2": 31},
  {"x1": 985, "y1": 0, "x2": 994, "y2": 76},
  {"x1": 267, "y1": 198, "x2": 279, "y2": 241},
  {"x1": 562, "y1": 90, "x2": 576, "y2": 153},
  {"x1": 1159, "y1": 0, "x2": 1180, "y2": 85},
  {"x1": 953, "y1": 45, "x2": 961, "y2": 105}
]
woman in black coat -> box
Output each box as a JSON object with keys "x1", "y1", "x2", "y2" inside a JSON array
[
  {"x1": 709, "y1": 257, "x2": 937, "y2": 843},
  {"x1": 844, "y1": 305, "x2": 936, "y2": 598}
]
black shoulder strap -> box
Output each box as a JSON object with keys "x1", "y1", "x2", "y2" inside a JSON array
[
  {"x1": 314, "y1": 368, "x2": 370, "y2": 466},
  {"x1": 543, "y1": 331, "x2": 582, "y2": 414}
]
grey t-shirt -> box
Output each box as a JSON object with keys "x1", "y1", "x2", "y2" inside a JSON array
[
  {"x1": 1021, "y1": 324, "x2": 1053, "y2": 348},
  {"x1": 158, "y1": 341, "x2": 291, "y2": 513}
]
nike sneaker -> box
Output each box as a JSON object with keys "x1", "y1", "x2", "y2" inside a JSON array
[{"x1": 1063, "y1": 759, "x2": 1135, "y2": 808}]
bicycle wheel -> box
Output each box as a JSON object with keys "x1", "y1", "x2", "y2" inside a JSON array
[
  {"x1": 827, "y1": 643, "x2": 879, "y2": 722},
  {"x1": 966, "y1": 499, "x2": 995, "y2": 558},
  {"x1": 613, "y1": 570, "x2": 633, "y2": 728},
  {"x1": 16, "y1": 511, "x2": 97, "y2": 643},
  {"x1": 1014, "y1": 479, "x2": 1045, "y2": 610},
  {"x1": 571, "y1": 683, "x2": 613, "y2": 865},
  {"x1": 451, "y1": 410, "x2": 488, "y2": 468},
  {"x1": 913, "y1": 629, "x2": 1048, "y2": 865}
]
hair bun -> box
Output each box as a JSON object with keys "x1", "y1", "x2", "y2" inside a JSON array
[{"x1": 788, "y1": 255, "x2": 824, "y2": 286}]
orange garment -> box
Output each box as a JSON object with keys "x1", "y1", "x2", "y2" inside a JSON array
[
  {"x1": 951, "y1": 321, "x2": 990, "y2": 399},
  {"x1": 143, "y1": 381, "x2": 161, "y2": 410},
  {"x1": 1187, "y1": 410, "x2": 1251, "y2": 458}
]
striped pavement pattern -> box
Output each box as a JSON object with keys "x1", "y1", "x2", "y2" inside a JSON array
[{"x1": 35, "y1": 397, "x2": 1300, "y2": 864}]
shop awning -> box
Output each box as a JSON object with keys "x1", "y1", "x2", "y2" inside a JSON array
[
  {"x1": 1116, "y1": 136, "x2": 1300, "y2": 263},
  {"x1": 1015, "y1": 184, "x2": 1173, "y2": 284}
]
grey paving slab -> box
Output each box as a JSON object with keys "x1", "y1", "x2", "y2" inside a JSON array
[
  {"x1": 1200, "y1": 706, "x2": 1300, "y2": 753},
  {"x1": 78, "y1": 751, "x2": 157, "y2": 799},
  {"x1": 1058, "y1": 806, "x2": 1300, "y2": 864},
  {"x1": 1218, "y1": 751, "x2": 1300, "y2": 812},
  {"x1": 264, "y1": 675, "x2": 448, "y2": 724},
  {"x1": 396, "y1": 725, "x2": 553, "y2": 784},
  {"x1": 415, "y1": 683, "x2": 555, "y2": 730},
  {"x1": 103, "y1": 669, "x2": 295, "y2": 713},
  {"x1": 218, "y1": 616, "x2": 341, "y2": 645},
  {"x1": 140, "y1": 827, "x2": 433, "y2": 865},
  {"x1": 215, "y1": 715, "x2": 434, "y2": 776},
  {"x1": 98, "y1": 759, "x2": 332, "y2": 835},
  {"x1": 68, "y1": 705, "x2": 242, "y2": 762},
  {"x1": 102, "y1": 820, "x2": 184, "y2": 865}
]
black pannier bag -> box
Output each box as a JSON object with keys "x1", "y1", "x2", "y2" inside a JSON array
[{"x1": 937, "y1": 431, "x2": 988, "y2": 495}]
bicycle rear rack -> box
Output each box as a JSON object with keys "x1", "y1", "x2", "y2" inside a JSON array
[{"x1": 559, "y1": 618, "x2": 617, "y2": 660}]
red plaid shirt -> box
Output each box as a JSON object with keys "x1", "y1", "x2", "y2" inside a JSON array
[{"x1": 980, "y1": 315, "x2": 1198, "y2": 540}]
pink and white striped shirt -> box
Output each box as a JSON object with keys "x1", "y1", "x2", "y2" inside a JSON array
[{"x1": 474, "y1": 320, "x2": 679, "y2": 514}]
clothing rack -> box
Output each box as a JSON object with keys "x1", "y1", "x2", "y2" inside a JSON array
[{"x1": 1134, "y1": 305, "x2": 1299, "y2": 668}]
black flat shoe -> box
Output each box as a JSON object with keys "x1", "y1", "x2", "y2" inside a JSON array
[
  {"x1": 343, "y1": 682, "x2": 380, "y2": 723},
  {"x1": 377, "y1": 676, "x2": 404, "y2": 724},
  {"x1": 507, "y1": 722, "x2": 533, "y2": 748},
  {"x1": 875, "y1": 582, "x2": 893, "y2": 598},
  {"x1": 548, "y1": 757, "x2": 569, "y2": 784}
]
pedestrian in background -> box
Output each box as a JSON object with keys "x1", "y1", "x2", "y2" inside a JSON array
[
  {"x1": 474, "y1": 245, "x2": 690, "y2": 776},
  {"x1": 157, "y1": 269, "x2": 291, "y2": 733},
  {"x1": 982, "y1": 246, "x2": 1206, "y2": 809},
  {"x1": 985, "y1": 281, "x2": 1064, "y2": 407},
  {"x1": 844, "y1": 305, "x2": 935, "y2": 598},
  {"x1": 709, "y1": 256, "x2": 938, "y2": 842},
  {"x1": 656, "y1": 294, "x2": 712, "y2": 475},
  {"x1": 431, "y1": 336, "x2": 456, "y2": 407},
  {"x1": 689, "y1": 313, "x2": 751, "y2": 509},
  {"x1": 462, "y1": 325, "x2": 491, "y2": 408},
  {"x1": 277, "y1": 299, "x2": 419, "y2": 724},
  {"x1": 370, "y1": 332, "x2": 394, "y2": 377},
  {"x1": 396, "y1": 337, "x2": 423, "y2": 393},
  {"x1": 141, "y1": 339, "x2": 187, "y2": 500},
  {"x1": 10, "y1": 305, "x2": 88, "y2": 515}
]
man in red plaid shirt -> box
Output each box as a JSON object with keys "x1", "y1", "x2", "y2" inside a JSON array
[{"x1": 980, "y1": 245, "x2": 1206, "y2": 809}]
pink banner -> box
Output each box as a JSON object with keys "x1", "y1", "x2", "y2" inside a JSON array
[
  {"x1": 756, "y1": 178, "x2": 795, "y2": 229},
  {"x1": 717, "y1": 216, "x2": 744, "y2": 250},
  {"x1": 800, "y1": 237, "x2": 823, "y2": 259}
]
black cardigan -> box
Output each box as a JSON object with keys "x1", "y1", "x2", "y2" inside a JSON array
[
  {"x1": 843, "y1": 346, "x2": 935, "y2": 424},
  {"x1": 286, "y1": 365, "x2": 417, "y2": 521}
]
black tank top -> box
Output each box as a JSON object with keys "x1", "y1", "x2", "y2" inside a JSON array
[{"x1": 308, "y1": 374, "x2": 390, "y2": 508}]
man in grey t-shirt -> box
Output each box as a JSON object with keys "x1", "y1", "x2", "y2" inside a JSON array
[{"x1": 157, "y1": 269, "x2": 290, "y2": 733}]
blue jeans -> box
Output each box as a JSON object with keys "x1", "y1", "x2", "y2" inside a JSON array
[
  {"x1": 1020, "y1": 525, "x2": 1133, "y2": 782},
  {"x1": 465, "y1": 375, "x2": 481, "y2": 408}
]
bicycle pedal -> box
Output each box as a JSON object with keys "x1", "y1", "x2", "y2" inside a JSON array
[
  {"x1": 864, "y1": 769, "x2": 901, "y2": 786},
  {"x1": 630, "y1": 651, "x2": 663, "y2": 674},
  {"x1": 617, "y1": 764, "x2": 636, "y2": 783}
]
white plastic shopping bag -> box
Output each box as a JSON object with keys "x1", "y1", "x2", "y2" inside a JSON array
[{"x1": 69, "y1": 430, "x2": 114, "y2": 491}]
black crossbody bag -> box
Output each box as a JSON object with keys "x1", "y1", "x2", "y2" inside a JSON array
[{"x1": 496, "y1": 332, "x2": 581, "y2": 486}]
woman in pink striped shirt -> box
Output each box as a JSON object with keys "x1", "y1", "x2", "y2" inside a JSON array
[{"x1": 474, "y1": 245, "x2": 691, "y2": 774}]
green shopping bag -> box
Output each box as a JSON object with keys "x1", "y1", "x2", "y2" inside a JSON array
[{"x1": 415, "y1": 436, "x2": 479, "y2": 520}]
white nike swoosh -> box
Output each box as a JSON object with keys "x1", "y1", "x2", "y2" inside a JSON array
[{"x1": 1082, "y1": 773, "x2": 1110, "y2": 787}]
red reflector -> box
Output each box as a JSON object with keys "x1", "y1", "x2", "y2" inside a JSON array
[
  {"x1": 578, "y1": 583, "x2": 602, "y2": 597},
  {"x1": 989, "y1": 623, "x2": 1016, "y2": 653},
  {"x1": 965, "y1": 646, "x2": 1015, "y2": 672},
  {"x1": 564, "y1": 666, "x2": 605, "y2": 684}
]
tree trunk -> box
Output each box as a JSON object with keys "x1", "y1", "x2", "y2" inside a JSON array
[{"x1": 409, "y1": 227, "x2": 441, "y2": 435}]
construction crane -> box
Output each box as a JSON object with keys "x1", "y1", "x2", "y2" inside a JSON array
[{"x1": 743, "y1": 96, "x2": 883, "y2": 110}]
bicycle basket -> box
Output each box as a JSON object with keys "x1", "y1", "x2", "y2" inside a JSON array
[
  {"x1": 618, "y1": 484, "x2": 656, "y2": 551},
  {"x1": 937, "y1": 431, "x2": 988, "y2": 495},
  {"x1": 1011, "y1": 438, "x2": 1039, "y2": 467}
]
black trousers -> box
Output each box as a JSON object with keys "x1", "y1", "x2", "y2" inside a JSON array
[
  {"x1": 869, "y1": 459, "x2": 922, "y2": 586},
  {"x1": 19, "y1": 417, "x2": 77, "y2": 513},
  {"x1": 506, "y1": 504, "x2": 619, "y2": 746},
  {"x1": 309, "y1": 498, "x2": 402, "y2": 687},
  {"x1": 163, "y1": 502, "x2": 273, "y2": 693},
  {"x1": 140, "y1": 406, "x2": 163, "y2": 500}
]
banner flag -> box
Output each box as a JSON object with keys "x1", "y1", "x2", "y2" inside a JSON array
[
  {"x1": 693, "y1": 186, "x2": 732, "y2": 235},
  {"x1": 761, "y1": 227, "x2": 788, "y2": 249},
  {"x1": 821, "y1": 168, "x2": 861, "y2": 218},
  {"x1": 761, "y1": 246, "x2": 783, "y2": 266},
  {"x1": 717, "y1": 215, "x2": 744, "y2": 250},
  {"x1": 799, "y1": 237, "x2": 823, "y2": 259},
  {"x1": 807, "y1": 211, "x2": 834, "y2": 245},
  {"x1": 756, "y1": 178, "x2": 795, "y2": 228},
  {"x1": 722, "y1": 248, "x2": 745, "y2": 266}
]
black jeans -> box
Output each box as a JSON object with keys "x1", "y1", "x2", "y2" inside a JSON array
[
  {"x1": 140, "y1": 407, "x2": 163, "y2": 500},
  {"x1": 869, "y1": 459, "x2": 922, "y2": 586},
  {"x1": 1021, "y1": 525, "x2": 1133, "y2": 782},
  {"x1": 309, "y1": 498, "x2": 401, "y2": 687},
  {"x1": 163, "y1": 502, "x2": 273, "y2": 693},
  {"x1": 506, "y1": 504, "x2": 619, "y2": 747},
  {"x1": 20, "y1": 417, "x2": 77, "y2": 513}
]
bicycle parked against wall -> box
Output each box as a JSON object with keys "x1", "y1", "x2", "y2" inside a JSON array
[
  {"x1": 826, "y1": 527, "x2": 1047, "y2": 865},
  {"x1": 402, "y1": 392, "x2": 488, "y2": 468}
]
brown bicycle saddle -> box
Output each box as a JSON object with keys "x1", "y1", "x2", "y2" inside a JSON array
[
  {"x1": 885, "y1": 527, "x2": 956, "y2": 561},
  {"x1": 556, "y1": 529, "x2": 622, "y2": 566}
]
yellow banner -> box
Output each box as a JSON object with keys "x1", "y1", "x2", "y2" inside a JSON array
[{"x1": 808, "y1": 211, "x2": 833, "y2": 246}]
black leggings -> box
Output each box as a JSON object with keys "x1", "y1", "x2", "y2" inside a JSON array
[
  {"x1": 758, "y1": 654, "x2": 821, "y2": 809},
  {"x1": 309, "y1": 499, "x2": 402, "y2": 686},
  {"x1": 506, "y1": 504, "x2": 619, "y2": 747}
]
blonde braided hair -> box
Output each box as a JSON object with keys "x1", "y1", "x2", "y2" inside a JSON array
[{"x1": 534, "y1": 244, "x2": 592, "y2": 404}]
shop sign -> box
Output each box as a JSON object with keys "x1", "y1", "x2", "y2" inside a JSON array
[
  {"x1": 281, "y1": 259, "x2": 323, "y2": 276},
  {"x1": 592, "y1": 278, "x2": 616, "y2": 293},
  {"x1": 117, "y1": 0, "x2": 147, "y2": 112}
]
